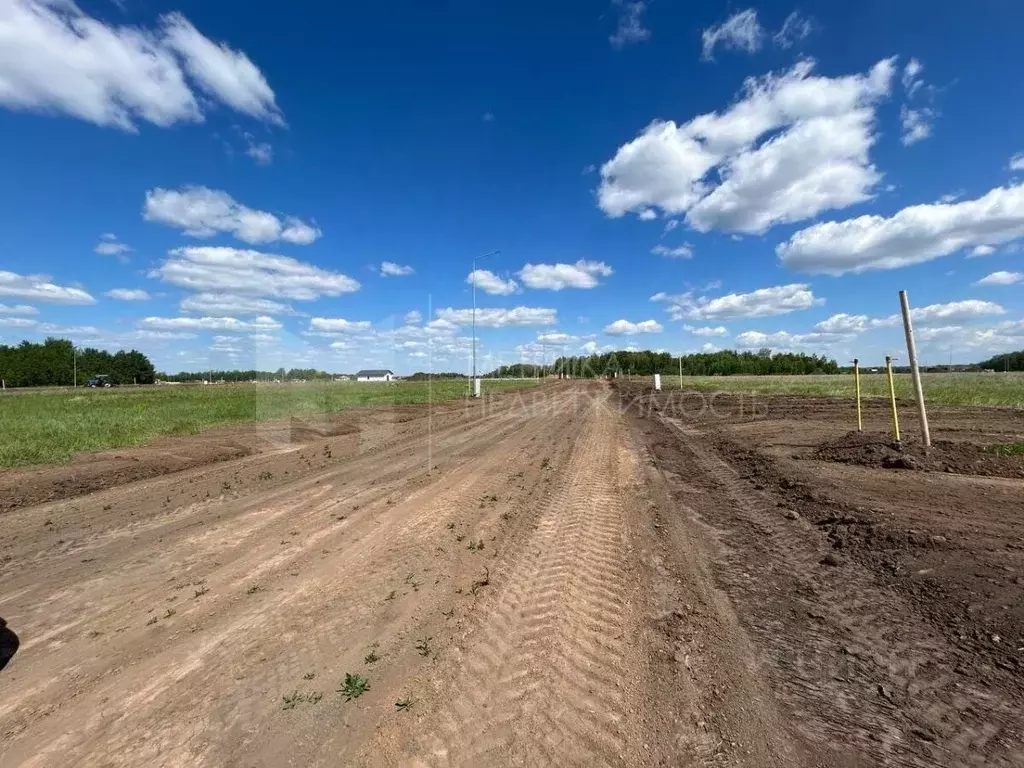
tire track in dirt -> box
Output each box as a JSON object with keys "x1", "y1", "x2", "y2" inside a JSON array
[
  {"x1": 663, "y1": 416, "x2": 1024, "y2": 768},
  {"x1": 368, "y1": 394, "x2": 646, "y2": 767}
]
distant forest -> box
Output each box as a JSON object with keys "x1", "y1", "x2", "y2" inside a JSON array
[
  {"x1": 978, "y1": 351, "x2": 1024, "y2": 372},
  {"x1": 0, "y1": 338, "x2": 154, "y2": 387},
  {"x1": 488, "y1": 349, "x2": 841, "y2": 378}
]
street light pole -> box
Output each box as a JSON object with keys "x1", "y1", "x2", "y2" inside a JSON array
[{"x1": 471, "y1": 250, "x2": 499, "y2": 397}]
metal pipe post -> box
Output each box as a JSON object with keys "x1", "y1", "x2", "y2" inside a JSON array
[
  {"x1": 898, "y1": 290, "x2": 931, "y2": 447},
  {"x1": 852, "y1": 358, "x2": 862, "y2": 431},
  {"x1": 885, "y1": 355, "x2": 901, "y2": 443}
]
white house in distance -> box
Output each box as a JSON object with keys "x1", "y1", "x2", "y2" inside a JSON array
[{"x1": 355, "y1": 369, "x2": 394, "y2": 382}]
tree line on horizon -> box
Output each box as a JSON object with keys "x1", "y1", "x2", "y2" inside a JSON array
[
  {"x1": 3, "y1": 336, "x2": 1023, "y2": 388},
  {"x1": 487, "y1": 349, "x2": 842, "y2": 378},
  {"x1": 0, "y1": 338, "x2": 155, "y2": 387}
]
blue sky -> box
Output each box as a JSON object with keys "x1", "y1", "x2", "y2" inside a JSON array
[{"x1": 2, "y1": 0, "x2": 1024, "y2": 374}]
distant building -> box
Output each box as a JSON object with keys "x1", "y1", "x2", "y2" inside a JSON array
[{"x1": 355, "y1": 369, "x2": 394, "y2": 382}]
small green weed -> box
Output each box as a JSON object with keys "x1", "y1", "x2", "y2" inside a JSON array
[
  {"x1": 470, "y1": 567, "x2": 490, "y2": 596},
  {"x1": 339, "y1": 673, "x2": 371, "y2": 701}
]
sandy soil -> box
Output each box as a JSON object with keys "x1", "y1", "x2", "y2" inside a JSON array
[{"x1": 1, "y1": 381, "x2": 1022, "y2": 767}]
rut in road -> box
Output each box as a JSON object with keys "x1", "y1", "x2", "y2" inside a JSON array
[{"x1": 369, "y1": 394, "x2": 649, "y2": 766}]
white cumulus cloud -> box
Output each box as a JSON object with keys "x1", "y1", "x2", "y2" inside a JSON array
[
  {"x1": 604, "y1": 319, "x2": 663, "y2": 335},
  {"x1": 144, "y1": 187, "x2": 320, "y2": 245},
  {"x1": 683, "y1": 325, "x2": 727, "y2": 336},
  {"x1": 609, "y1": 0, "x2": 650, "y2": 49},
  {"x1": 94, "y1": 236, "x2": 131, "y2": 261},
  {"x1": 436, "y1": 307, "x2": 557, "y2": 328},
  {"x1": 598, "y1": 58, "x2": 895, "y2": 234},
  {"x1": 701, "y1": 9, "x2": 764, "y2": 61},
  {"x1": 0, "y1": 316, "x2": 37, "y2": 328},
  {"x1": 381, "y1": 261, "x2": 415, "y2": 277},
  {"x1": 139, "y1": 315, "x2": 282, "y2": 332},
  {"x1": 309, "y1": 318, "x2": 372, "y2": 334},
  {"x1": 773, "y1": 12, "x2": 813, "y2": 49},
  {"x1": 976, "y1": 271, "x2": 1023, "y2": 286},
  {"x1": 0, "y1": 303, "x2": 39, "y2": 315},
  {"x1": 467, "y1": 269, "x2": 518, "y2": 295},
  {"x1": 518, "y1": 260, "x2": 612, "y2": 290},
  {"x1": 777, "y1": 183, "x2": 1024, "y2": 274},
  {"x1": 150, "y1": 246, "x2": 359, "y2": 300},
  {"x1": 180, "y1": 293, "x2": 297, "y2": 315},
  {"x1": 0, "y1": 270, "x2": 95, "y2": 304},
  {"x1": 651, "y1": 244, "x2": 693, "y2": 259},
  {"x1": 900, "y1": 105, "x2": 934, "y2": 146},
  {"x1": 158, "y1": 13, "x2": 283, "y2": 126},
  {"x1": 0, "y1": 2, "x2": 280, "y2": 131},
  {"x1": 735, "y1": 329, "x2": 850, "y2": 349},
  {"x1": 902, "y1": 58, "x2": 925, "y2": 97},
  {"x1": 243, "y1": 134, "x2": 273, "y2": 165},
  {"x1": 106, "y1": 288, "x2": 150, "y2": 301},
  {"x1": 653, "y1": 283, "x2": 821, "y2": 321}
]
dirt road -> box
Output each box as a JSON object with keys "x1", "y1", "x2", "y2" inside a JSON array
[{"x1": 2, "y1": 381, "x2": 1022, "y2": 766}]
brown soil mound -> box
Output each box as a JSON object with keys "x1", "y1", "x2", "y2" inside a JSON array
[{"x1": 814, "y1": 430, "x2": 1024, "y2": 478}]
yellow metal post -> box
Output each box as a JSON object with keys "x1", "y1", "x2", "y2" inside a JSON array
[
  {"x1": 885, "y1": 355, "x2": 900, "y2": 443},
  {"x1": 853, "y1": 358, "x2": 862, "y2": 431}
]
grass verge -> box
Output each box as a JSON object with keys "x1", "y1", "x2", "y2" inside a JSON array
[
  {"x1": 0, "y1": 378, "x2": 538, "y2": 468},
  {"x1": 655, "y1": 372, "x2": 1024, "y2": 408}
]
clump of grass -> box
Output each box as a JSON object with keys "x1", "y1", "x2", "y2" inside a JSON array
[
  {"x1": 395, "y1": 698, "x2": 413, "y2": 711},
  {"x1": 282, "y1": 690, "x2": 323, "y2": 710},
  {"x1": 303, "y1": 672, "x2": 316, "y2": 680},
  {"x1": 339, "y1": 673, "x2": 370, "y2": 701},
  {"x1": 193, "y1": 586, "x2": 209, "y2": 598},
  {"x1": 467, "y1": 539, "x2": 485, "y2": 552},
  {"x1": 246, "y1": 583, "x2": 261, "y2": 595},
  {"x1": 385, "y1": 590, "x2": 397, "y2": 601},
  {"x1": 415, "y1": 637, "x2": 433, "y2": 657},
  {"x1": 990, "y1": 442, "x2": 1024, "y2": 457},
  {"x1": 364, "y1": 649, "x2": 380, "y2": 664}
]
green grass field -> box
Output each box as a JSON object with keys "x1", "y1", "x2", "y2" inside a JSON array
[
  {"x1": 658, "y1": 372, "x2": 1024, "y2": 408},
  {"x1": 0, "y1": 379, "x2": 538, "y2": 468}
]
